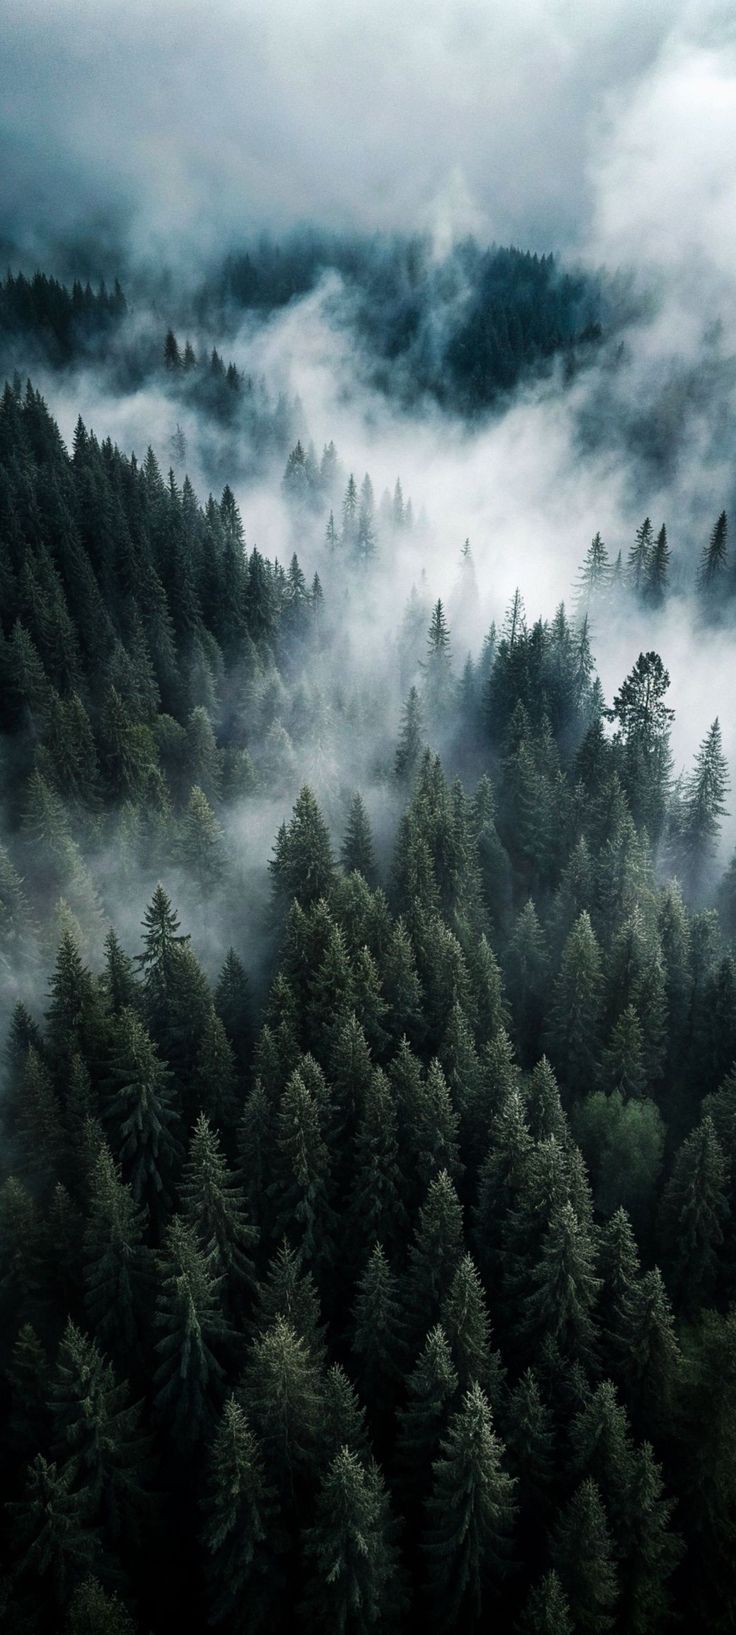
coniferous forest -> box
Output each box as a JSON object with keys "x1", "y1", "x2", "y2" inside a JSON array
[{"x1": 3, "y1": 5, "x2": 736, "y2": 1633}]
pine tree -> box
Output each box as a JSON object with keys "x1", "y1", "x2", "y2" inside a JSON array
[
  {"x1": 506, "y1": 1368, "x2": 555, "y2": 1520},
  {"x1": 575, "y1": 533, "x2": 611, "y2": 615},
  {"x1": 351, "y1": 1240, "x2": 407, "y2": 1408},
  {"x1": 51, "y1": 1319, "x2": 150, "y2": 1545},
  {"x1": 597, "y1": 1206, "x2": 640, "y2": 1373},
  {"x1": 473, "y1": 1088, "x2": 532, "y2": 1298},
  {"x1": 551, "y1": 1477, "x2": 617, "y2": 1635},
  {"x1": 699, "y1": 510, "x2": 728, "y2": 594},
  {"x1": 102, "y1": 930, "x2": 139, "y2": 1017},
  {"x1": 241, "y1": 1316, "x2": 322, "y2": 1499},
  {"x1": 440, "y1": 1252, "x2": 504, "y2": 1400},
  {"x1": 644, "y1": 526, "x2": 670, "y2": 606},
  {"x1": 523, "y1": 1201, "x2": 600, "y2": 1367},
  {"x1": 8, "y1": 1456, "x2": 98, "y2": 1621},
  {"x1": 321, "y1": 1363, "x2": 371, "y2": 1465},
  {"x1": 599, "y1": 1004, "x2": 647, "y2": 1097},
  {"x1": 677, "y1": 718, "x2": 730, "y2": 899},
  {"x1": 301, "y1": 1448, "x2": 403, "y2": 1632},
  {"x1": 659, "y1": 1115, "x2": 729, "y2": 1312},
  {"x1": 518, "y1": 1571, "x2": 574, "y2": 1635},
  {"x1": 545, "y1": 911, "x2": 602, "y2": 1097},
  {"x1": 181, "y1": 1112, "x2": 258, "y2": 1305},
  {"x1": 405, "y1": 1170, "x2": 465, "y2": 1337},
  {"x1": 505, "y1": 900, "x2": 549, "y2": 1064},
  {"x1": 103, "y1": 1007, "x2": 182, "y2": 1226},
  {"x1": 270, "y1": 786, "x2": 335, "y2": 910},
  {"x1": 271, "y1": 1068, "x2": 334, "y2": 1272},
  {"x1": 395, "y1": 687, "x2": 424, "y2": 782},
  {"x1": 423, "y1": 600, "x2": 453, "y2": 719},
  {"x1": 341, "y1": 792, "x2": 378, "y2": 884},
  {"x1": 83, "y1": 1145, "x2": 151, "y2": 1363},
  {"x1": 214, "y1": 947, "x2": 252, "y2": 1070},
  {"x1": 179, "y1": 785, "x2": 226, "y2": 897},
  {"x1": 381, "y1": 920, "x2": 425, "y2": 1043},
  {"x1": 153, "y1": 1215, "x2": 229, "y2": 1444},
  {"x1": 349, "y1": 1069, "x2": 408, "y2": 1262},
  {"x1": 422, "y1": 1382, "x2": 515, "y2": 1629},
  {"x1": 628, "y1": 518, "x2": 653, "y2": 596},
  {"x1": 342, "y1": 474, "x2": 358, "y2": 545},
  {"x1": 135, "y1": 884, "x2": 189, "y2": 1014},
  {"x1": 201, "y1": 1395, "x2": 280, "y2": 1631},
  {"x1": 189, "y1": 1007, "x2": 238, "y2": 1131}
]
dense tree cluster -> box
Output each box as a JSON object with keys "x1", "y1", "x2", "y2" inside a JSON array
[
  {"x1": 213, "y1": 233, "x2": 602, "y2": 412},
  {"x1": 0, "y1": 271, "x2": 126, "y2": 367},
  {"x1": 2, "y1": 378, "x2": 736, "y2": 1631}
]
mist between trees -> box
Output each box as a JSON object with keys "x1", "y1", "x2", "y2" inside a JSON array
[{"x1": 1, "y1": 269, "x2": 736, "y2": 1627}]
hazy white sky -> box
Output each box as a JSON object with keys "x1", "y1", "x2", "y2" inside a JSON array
[{"x1": 2, "y1": 0, "x2": 735, "y2": 272}]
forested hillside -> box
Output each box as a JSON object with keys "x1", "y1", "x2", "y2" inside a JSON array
[{"x1": 1, "y1": 367, "x2": 736, "y2": 1634}]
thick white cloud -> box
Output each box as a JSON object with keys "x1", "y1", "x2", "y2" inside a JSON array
[{"x1": 1, "y1": 0, "x2": 684, "y2": 257}]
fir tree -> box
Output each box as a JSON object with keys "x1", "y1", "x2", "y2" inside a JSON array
[
  {"x1": 422, "y1": 1382, "x2": 515, "y2": 1629},
  {"x1": 201, "y1": 1396, "x2": 280, "y2": 1631},
  {"x1": 301, "y1": 1448, "x2": 403, "y2": 1632},
  {"x1": 341, "y1": 792, "x2": 378, "y2": 885},
  {"x1": 180, "y1": 1112, "x2": 258, "y2": 1305},
  {"x1": 153, "y1": 1215, "x2": 229, "y2": 1444}
]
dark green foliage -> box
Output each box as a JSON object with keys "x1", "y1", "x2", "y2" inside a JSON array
[
  {"x1": 342, "y1": 793, "x2": 378, "y2": 885},
  {"x1": 201, "y1": 1396, "x2": 280, "y2": 1630},
  {"x1": 50, "y1": 1320, "x2": 150, "y2": 1545},
  {"x1": 104, "y1": 1007, "x2": 182, "y2": 1225},
  {"x1": 270, "y1": 787, "x2": 335, "y2": 909},
  {"x1": 523, "y1": 1201, "x2": 600, "y2": 1367},
  {"x1": 1, "y1": 368, "x2": 735, "y2": 1634},
  {"x1": 153, "y1": 1215, "x2": 229, "y2": 1444},
  {"x1": 180, "y1": 1113, "x2": 258, "y2": 1304},
  {"x1": 83, "y1": 1146, "x2": 152, "y2": 1363},
  {"x1": 659, "y1": 1115, "x2": 729, "y2": 1312},
  {"x1": 65, "y1": 1577, "x2": 137, "y2": 1635},
  {"x1": 518, "y1": 1571, "x2": 574, "y2": 1635},
  {"x1": 301, "y1": 1449, "x2": 403, "y2": 1632},
  {"x1": 422, "y1": 1382, "x2": 515, "y2": 1629},
  {"x1": 240, "y1": 1317, "x2": 322, "y2": 1499},
  {"x1": 550, "y1": 1478, "x2": 617, "y2": 1634}
]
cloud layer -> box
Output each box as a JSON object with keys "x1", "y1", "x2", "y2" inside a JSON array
[{"x1": 3, "y1": 0, "x2": 722, "y2": 265}]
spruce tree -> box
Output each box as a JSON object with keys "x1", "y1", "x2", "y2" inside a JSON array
[
  {"x1": 241, "y1": 1317, "x2": 322, "y2": 1499},
  {"x1": 103, "y1": 1007, "x2": 182, "y2": 1226},
  {"x1": 405, "y1": 1170, "x2": 464, "y2": 1338},
  {"x1": 201, "y1": 1395, "x2": 280, "y2": 1631},
  {"x1": 349, "y1": 1069, "x2": 407, "y2": 1262},
  {"x1": 550, "y1": 1477, "x2": 617, "y2": 1635},
  {"x1": 518, "y1": 1571, "x2": 574, "y2": 1635},
  {"x1": 301, "y1": 1448, "x2": 403, "y2": 1632},
  {"x1": 351, "y1": 1243, "x2": 408, "y2": 1404},
  {"x1": 51, "y1": 1319, "x2": 150, "y2": 1545},
  {"x1": 9, "y1": 1454, "x2": 100, "y2": 1611},
  {"x1": 395, "y1": 687, "x2": 424, "y2": 783},
  {"x1": 523, "y1": 1201, "x2": 600, "y2": 1368},
  {"x1": 153, "y1": 1215, "x2": 229, "y2": 1444},
  {"x1": 83, "y1": 1145, "x2": 151, "y2": 1364},
  {"x1": 659, "y1": 1115, "x2": 729, "y2": 1312},
  {"x1": 341, "y1": 792, "x2": 378, "y2": 884},
  {"x1": 422, "y1": 1382, "x2": 515, "y2": 1629},
  {"x1": 252, "y1": 1238, "x2": 327, "y2": 1361},
  {"x1": 180, "y1": 1112, "x2": 258, "y2": 1306}
]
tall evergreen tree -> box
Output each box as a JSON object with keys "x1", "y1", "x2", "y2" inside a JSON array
[{"x1": 422, "y1": 1382, "x2": 515, "y2": 1630}]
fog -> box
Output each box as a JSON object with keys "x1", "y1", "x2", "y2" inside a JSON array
[{"x1": 3, "y1": 0, "x2": 736, "y2": 976}]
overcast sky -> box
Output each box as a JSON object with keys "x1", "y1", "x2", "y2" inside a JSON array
[{"x1": 3, "y1": 0, "x2": 735, "y2": 275}]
